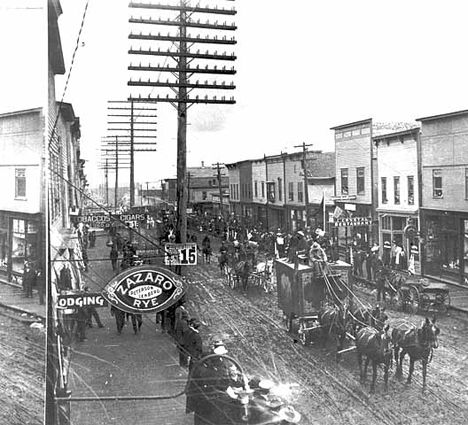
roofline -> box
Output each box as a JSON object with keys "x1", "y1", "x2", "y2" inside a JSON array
[
  {"x1": 416, "y1": 109, "x2": 468, "y2": 122},
  {"x1": 330, "y1": 118, "x2": 372, "y2": 131},
  {"x1": 0, "y1": 107, "x2": 42, "y2": 119},
  {"x1": 373, "y1": 127, "x2": 420, "y2": 140}
]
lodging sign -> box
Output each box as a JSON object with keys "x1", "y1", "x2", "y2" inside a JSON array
[
  {"x1": 164, "y1": 243, "x2": 197, "y2": 266},
  {"x1": 57, "y1": 292, "x2": 108, "y2": 309},
  {"x1": 334, "y1": 217, "x2": 372, "y2": 227},
  {"x1": 102, "y1": 265, "x2": 186, "y2": 314}
]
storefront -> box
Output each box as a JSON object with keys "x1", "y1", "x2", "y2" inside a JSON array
[
  {"x1": 378, "y1": 212, "x2": 420, "y2": 274},
  {"x1": 0, "y1": 211, "x2": 42, "y2": 284},
  {"x1": 421, "y1": 210, "x2": 468, "y2": 286}
]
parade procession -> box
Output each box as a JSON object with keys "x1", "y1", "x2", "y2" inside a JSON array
[{"x1": 1, "y1": 1, "x2": 468, "y2": 425}]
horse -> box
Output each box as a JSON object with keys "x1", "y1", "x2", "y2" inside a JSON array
[
  {"x1": 392, "y1": 316, "x2": 440, "y2": 392},
  {"x1": 356, "y1": 325, "x2": 393, "y2": 393},
  {"x1": 233, "y1": 259, "x2": 252, "y2": 292},
  {"x1": 318, "y1": 304, "x2": 351, "y2": 361}
]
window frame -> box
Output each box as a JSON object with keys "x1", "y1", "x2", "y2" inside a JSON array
[
  {"x1": 341, "y1": 168, "x2": 349, "y2": 195},
  {"x1": 288, "y1": 182, "x2": 294, "y2": 201},
  {"x1": 432, "y1": 169, "x2": 443, "y2": 198},
  {"x1": 297, "y1": 181, "x2": 304, "y2": 203},
  {"x1": 381, "y1": 177, "x2": 387, "y2": 204},
  {"x1": 356, "y1": 167, "x2": 365, "y2": 195},
  {"x1": 15, "y1": 168, "x2": 26, "y2": 199},
  {"x1": 407, "y1": 175, "x2": 415, "y2": 205},
  {"x1": 394, "y1": 176, "x2": 400, "y2": 205}
]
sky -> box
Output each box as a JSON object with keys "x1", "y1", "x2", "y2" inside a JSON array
[{"x1": 54, "y1": 0, "x2": 468, "y2": 189}]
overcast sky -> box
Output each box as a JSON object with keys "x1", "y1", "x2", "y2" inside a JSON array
[{"x1": 55, "y1": 0, "x2": 468, "y2": 188}]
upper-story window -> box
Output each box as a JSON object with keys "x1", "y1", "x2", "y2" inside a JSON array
[
  {"x1": 407, "y1": 176, "x2": 415, "y2": 205},
  {"x1": 278, "y1": 178, "x2": 282, "y2": 201},
  {"x1": 261, "y1": 182, "x2": 265, "y2": 198},
  {"x1": 465, "y1": 168, "x2": 468, "y2": 200},
  {"x1": 15, "y1": 168, "x2": 26, "y2": 198},
  {"x1": 381, "y1": 177, "x2": 387, "y2": 204},
  {"x1": 341, "y1": 168, "x2": 348, "y2": 195},
  {"x1": 356, "y1": 167, "x2": 365, "y2": 195},
  {"x1": 433, "y1": 169, "x2": 443, "y2": 198},
  {"x1": 288, "y1": 182, "x2": 294, "y2": 201},
  {"x1": 254, "y1": 181, "x2": 258, "y2": 198},
  {"x1": 394, "y1": 176, "x2": 400, "y2": 204},
  {"x1": 298, "y1": 182, "x2": 303, "y2": 203},
  {"x1": 267, "y1": 182, "x2": 275, "y2": 202}
]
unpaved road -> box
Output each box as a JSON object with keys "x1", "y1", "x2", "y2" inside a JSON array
[
  {"x1": 0, "y1": 309, "x2": 45, "y2": 425},
  {"x1": 185, "y1": 259, "x2": 468, "y2": 425}
]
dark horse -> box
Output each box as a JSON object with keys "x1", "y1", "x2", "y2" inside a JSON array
[
  {"x1": 318, "y1": 304, "x2": 351, "y2": 361},
  {"x1": 350, "y1": 304, "x2": 389, "y2": 336},
  {"x1": 356, "y1": 325, "x2": 393, "y2": 393},
  {"x1": 392, "y1": 317, "x2": 440, "y2": 392},
  {"x1": 233, "y1": 259, "x2": 251, "y2": 292}
]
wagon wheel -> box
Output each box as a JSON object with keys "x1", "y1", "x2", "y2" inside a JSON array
[
  {"x1": 409, "y1": 286, "x2": 420, "y2": 314},
  {"x1": 419, "y1": 293, "x2": 431, "y2": 312},
  {"x1": 435, "y1": 292, "x2": 450, "y2": 314},
  {"x1": 395, "y1": 289, "x2": 406, "y2": 312}
]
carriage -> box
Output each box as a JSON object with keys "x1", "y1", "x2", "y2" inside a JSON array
[
  {"x1": 275, "y1": 258, "x2": 353, "y2": 346},
  {"x1": 395, "y1": 276, "x2": 451, "y2": 314}
]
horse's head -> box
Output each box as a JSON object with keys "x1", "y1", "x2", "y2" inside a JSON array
[
  {"x1": 380, "y1": 324, "x2": 394, "y2": 363},
  {"x1": 370, "y1": 305, "x2": 388, "y2": 332},
  {"x1": 421, "y1": 316, "x2": 440, "y2": 349}
]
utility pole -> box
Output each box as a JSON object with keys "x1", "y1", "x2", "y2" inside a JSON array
[
  {"x1": 105, "y1": 157, "x2": 109, "y2": 206},
  {"x1": 105, "y1": 100, "x2": 157, "y2": 208},
  {"x1": 294, "y1": 142, "x2": 314, "y2": 229},
  {"x1": 212, "y1": 162, "x2": 225, "y2": 217},
  {"x1": 115, "y1": 136, "x2": 119, "y2": 208},
  {"x1": 187, "y1": 172, "x2": 191, "y2": 208},
  {"x1": 128, "y1": 0, "x2": 237, "y2": 245},
  {"x1": 264, "y1": 154, "x2": 269, "y2": 232}
]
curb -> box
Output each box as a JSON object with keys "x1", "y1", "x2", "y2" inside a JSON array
[{"x1": 0, "y1": 300, "x2": 45, "y2": 322}]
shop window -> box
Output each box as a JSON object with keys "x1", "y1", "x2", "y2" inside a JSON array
[
  {"x1": 15, "y1": 168, "x2": 26, "y2": 198},
  {"x1": 288, "y1": 182, "x2": 294, "y2": 201},
  {"x1": 464, "y1": 220, "x2": 468, "y2": 277},
  {"x1": 381, "y1": 215, "x2": 391, "y2": 230},
  {"x1": 392, "y1": 216, "x2": 405, "y2": 231},
  {"x1": 341, "y1": 168, "x2": 348, "y2": 195},
  {"x1": 433, "y1": 169, "x2": 443, "y2": 198},
  {"x1": 298, "y1": 182, "x2": 303, "y2": 203},
  {"x1": 278, "y1": 178, "x2": 282, "y2": 201},
  {"x1": 394, "y1": 176, "x2": 400, "y2": 204},
  {"x1": 356, "y1": 167, "x2": 365, "y2": 195},
  {"x1": 407, "y1": 176, "x2": 415, "y2": 205},
  {"x1": 381, "y1": 177, "x2": 387, "y2": 204},
  {"x1": 254, "y1": 181, "x2": 258, "y2": 198}
]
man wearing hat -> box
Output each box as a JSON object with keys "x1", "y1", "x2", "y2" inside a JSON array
[
  {"x1": 175, "y1": 309, "x2": 190, "y2": 367},
  {"x1": 275, "y1": 230, "x2": 285, "y2": 258},
  {"x1": 185, "y1": 318, "x2": 203, "y2": 372},
  {"x1": 186, "y1": 339, "x2": 244, "y2": 424}
]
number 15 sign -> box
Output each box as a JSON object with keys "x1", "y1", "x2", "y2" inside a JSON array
[{"x1": 164, "y1": 243, "x2": 198, "y2": 266}]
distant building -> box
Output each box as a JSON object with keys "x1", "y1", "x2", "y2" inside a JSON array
[{"x1": 417, "y1": 109, "x2": 468, "y2": 285}]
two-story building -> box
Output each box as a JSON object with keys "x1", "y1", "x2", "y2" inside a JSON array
[
  {"x1": 374, "y1": 127, "x2": 421, "y2": 272},
  {"x1": 417, "y1": 109, "x2": 468, "y2": 285},
  {"x1": 0, "y1": 108, "x2": 45, "y2": 283}
]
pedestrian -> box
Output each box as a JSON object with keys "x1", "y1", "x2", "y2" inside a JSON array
[
  {"x1": 82, "y1": 248, "x2": 89, "y2": 272},
  {"x1": 128, "y1": 313, "x2": 143, "y2": 334},
  {"x1": 36, "y1": 266, "x2": 45, "y2": 305},
  {"x1": 275, "y1": 230, "x2": 285, "y2": 258},
  {"x1": 175, "y1": 310, "x2": 190, "y2": 367},
  {"x1": 110, "y1": 247, "x2": 119, "y2": 273},
  {"x1": 75, "y1": 306, "x2": 88, "y2": 342},
  {"x1": 83, "y1": 287, "x2": 104, "y2": 328},
  {"x1": 382, "y1": 240, "x2": 391, "y2": 267},
  {"x1": 22, "y1": 262, "x2": 35, "y2": 298},
  {"x1": 89, "y1": 230, "x2": 96, "y2": 248},
  {"x1": 185, "y1": 318, "x2": 203, "y2": 372},
  {"x1": 111, "y1": 306, "x2": 126, "y2": 334}
]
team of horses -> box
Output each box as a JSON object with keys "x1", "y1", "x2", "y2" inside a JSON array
[{"x1": 317, "y1": 303, "x2": 440, "y2": 393}]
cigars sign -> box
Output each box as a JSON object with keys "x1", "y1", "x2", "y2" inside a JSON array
[{"x1": 102, "y1": 265, "x2": 186, "y2": 314}]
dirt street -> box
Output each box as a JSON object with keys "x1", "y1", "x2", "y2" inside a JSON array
[
  {"x1": 185, "y1": 258, "x2": 468, "y2": 425},
  {"x1": 0, "y1": 309, "x2": 45, "y2": 425}
]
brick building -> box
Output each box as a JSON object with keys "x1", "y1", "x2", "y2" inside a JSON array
[{"x1": 417, "y1": 109, "x2": 468, "y2": 285}]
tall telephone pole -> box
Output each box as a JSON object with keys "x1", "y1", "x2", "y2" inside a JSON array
[
  {"x1": 212, "y1": 162, "x2": 225, "y2": 217},
  {"x1": 128, "y1": 0, "x2": 237, "y2": 244},
  {"x1": 294, "y1": 142, "x2": 314, "y2": 229}
]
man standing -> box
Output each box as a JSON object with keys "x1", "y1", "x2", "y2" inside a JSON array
[
  {"x1": 110, "y1": 247, "x2": 119, "y2": 273},
  {"x1": 111, "y1": 306, "x2": 126, "y2": 334},
  {"x1": 185, "y1": 319, "x2": 203, "y2": 372},
  {"x1": 175, "y1": 310, "x2": 190, "y2": 367}
]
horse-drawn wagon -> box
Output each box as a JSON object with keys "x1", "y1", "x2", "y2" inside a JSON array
[
  {"x1": 275, "y1": 258, "x2": 353, "y2": 346},
  {"x1": 395, "y1": 276, "x2": 451, "y2": 314}
]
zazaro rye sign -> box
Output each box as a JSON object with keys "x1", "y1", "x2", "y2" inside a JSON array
[{"x1": 102, "y1": 265, "x2": 186, "y2": 314}]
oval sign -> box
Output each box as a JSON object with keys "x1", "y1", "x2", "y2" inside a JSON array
[{"x1": 102, "y1": 265, "x2": 186, "y2": 314}]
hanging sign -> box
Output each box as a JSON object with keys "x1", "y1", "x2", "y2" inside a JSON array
[
  {"x1": 334, "y1": 217, "x2": 372, "y2": 227},
  {"x1": 164, "y1": 243, "x2": 198, "y2": 266},
  {"x1": 57, "y1": 292, "x2": 108, "y2": 309},
  {"x1": 101, "y1": 265, "x2": 186, "y2": 314}
]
